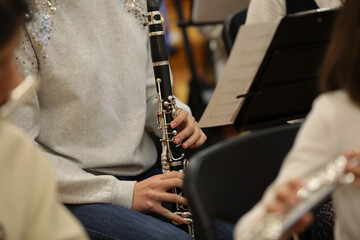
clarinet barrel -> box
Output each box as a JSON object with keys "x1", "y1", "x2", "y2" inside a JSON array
[{"x1": 144, "y1": 0, "x2": 194, "y2": 236}]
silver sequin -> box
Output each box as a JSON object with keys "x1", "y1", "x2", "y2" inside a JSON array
[
  {"x1": 27, "y1": 0, "x2": 57, "y2": 65},
  {"x1": 120, "y1": 0, "x2": 147, "y2": 27},
  {"x1": 17, "y1": 0, "x2": 149, "y2": 74}
]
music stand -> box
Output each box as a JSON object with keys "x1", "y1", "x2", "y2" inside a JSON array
[{"x1": 234, "y1": 9, "x2": 339, "y2": 131}]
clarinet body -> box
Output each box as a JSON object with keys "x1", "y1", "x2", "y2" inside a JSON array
[
  {"x1": 144, "y1": 0, "x2": 194, "y2": 236},
  {"x1": 238, "y1": 156, "x2": 356, "y2": 240}
]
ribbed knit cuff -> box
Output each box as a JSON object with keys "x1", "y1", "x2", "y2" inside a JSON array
[
  {"x1": 111, "y1": 180, "x2": 137, "y2": 208},
  {"x1": 175, "y1": 98, "x2": 192, "y2": 116}
]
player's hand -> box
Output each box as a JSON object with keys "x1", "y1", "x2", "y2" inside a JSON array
[
  {"x1": 170, "y1": 109, "x2": 207, "y2": 149},
  {"x1": 265, "y1": 179, "x2": 313, "y2": 239},
  {"x1": 131, "y1": 171, "x2": 188, "y2": 224},
  {"x1": 344, "y1": 148, "x2": 360, "y2": 187}
]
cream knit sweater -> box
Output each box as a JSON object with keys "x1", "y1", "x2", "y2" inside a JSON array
[{"x1": 13, "y1": 0, "x2": 190, "y2": 209}]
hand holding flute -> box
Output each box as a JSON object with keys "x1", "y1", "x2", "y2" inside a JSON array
[{"x1": 252, "y1": 153, "x2": 360, "y2": 240}]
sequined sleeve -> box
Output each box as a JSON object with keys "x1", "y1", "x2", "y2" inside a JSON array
[
  {"x1": 15, "y1": 28, "x2": 39, "y2": 78},
  {"x1": 11, "y1": 0, "x2": 57, "y2": 138},
  {"x1": 12, "y1": 29, "x2": 41, "y2": 139}
]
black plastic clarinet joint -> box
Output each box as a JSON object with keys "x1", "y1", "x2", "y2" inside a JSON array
[
  {"x1": 146, "y1": 0, "x2": 158, "y2": 11},
  {"x1": 145, "y1": 0, "x2": 195, "y2": 237}
]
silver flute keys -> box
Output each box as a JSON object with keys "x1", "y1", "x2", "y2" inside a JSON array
[{"x1": 239, "y1": 155, "x2": 356, "y2": 240}]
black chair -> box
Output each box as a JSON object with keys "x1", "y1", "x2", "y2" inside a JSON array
[
  {"x1": 222, "y1": 9, "x2": 247, "y2": 55},
  {"x1": 183, "y1": 123, "x2": 301, "y2": 240}
]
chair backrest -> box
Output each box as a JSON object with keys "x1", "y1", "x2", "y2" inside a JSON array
[
  {"x1": 286, "y1": 0, "x2": 318, "y2": 14},
  {"x1": 222, "y1": 9, "x2": 247, "y2": 55},
  {"x1": 184, "y1": 123, "x2": 301, "y2": 240}
]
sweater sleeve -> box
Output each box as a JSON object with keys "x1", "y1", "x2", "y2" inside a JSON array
[
  {"x1": 43, "y1": 151, "x2": 136, "y2": 208},
  {"x1": 234, "y1": 94, "x2": 339, "y2": 239},
  {"x1": 13, "y1": 29, "x2": 137, "y2": 209},
  {"x1": 11, "y1": 28, "x2": 41, "y2": 139},
  {"x1": 25, "y1": 142, "x2": 89, "y2": 240}
]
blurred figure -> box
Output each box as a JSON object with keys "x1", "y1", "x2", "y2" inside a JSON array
[
  {"x1": 246, "y1": 0, "x2": 344, "y2": 24},
  {"x1": 235, "y1": 1, "x2": 360, "y2": 239},
  {"x1": 0, "y1": 0, "x2": 88, "y2": 239}
]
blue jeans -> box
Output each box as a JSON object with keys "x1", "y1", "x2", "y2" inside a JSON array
[
  {"x1": 67, "y1": 203, "x2": 195, "y2": 240},
  {"x1": 66, "y1": 166, "x2": 233, "y2": 240}
]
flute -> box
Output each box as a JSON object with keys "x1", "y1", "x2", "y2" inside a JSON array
[
  {"x1": 0, "y1": 75, "x2": 38, "y2": 120},
  {"x1": 239, "y1": 155, "x2": 356, "y2": 240}
]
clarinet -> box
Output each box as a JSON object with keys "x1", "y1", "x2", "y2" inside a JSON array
[
  {"x1": 143, "y1": 0, "x2": 195, "y2": 237},
  {"x1": 238, "y1": 155, "x2": 357, "y2": 240}
]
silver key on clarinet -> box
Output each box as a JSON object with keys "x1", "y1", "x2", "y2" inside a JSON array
[{"x1": 144, "y1": 0, "x2": 195, "y2": 237}]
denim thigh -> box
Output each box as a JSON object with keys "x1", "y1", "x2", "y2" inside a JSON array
[{"x1": 66, "y1": 203, "x2": 194, "y2": 240}]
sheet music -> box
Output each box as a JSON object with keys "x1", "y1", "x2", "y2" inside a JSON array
[{"x1": 199, "y1": 20, "x2": 281, "y2": 128}]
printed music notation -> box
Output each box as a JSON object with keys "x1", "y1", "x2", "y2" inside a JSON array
[{"x1": 198, "y1": 19, "x2": 281, "y2": 128}]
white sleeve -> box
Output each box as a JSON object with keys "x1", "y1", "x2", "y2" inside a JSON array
[
  {"x1": 234, "y1": 94, "x2": 339, "y2": 239},
  {"x1": 246, "y1": 0, "x2": 286, "y2": 25},
  {"x1": 315, "y1": 0, "x2": 343, "y2": 8}
]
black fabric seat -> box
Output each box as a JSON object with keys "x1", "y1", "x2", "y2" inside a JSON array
[{"x1": 184, "y1": 124, "x2": 301, "y2": 240}]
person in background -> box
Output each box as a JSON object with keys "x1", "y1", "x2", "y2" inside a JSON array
[
  {"x1": 246, "y1": 0, "x2": 344, "y2": 24},
  {"x1": 245, "y1": 1, "x2": 345, "y2": 239},
  {"x1": 0, "y1": 0, "x2": 88, "y2": 239},
  {"x1": 235, "y1": 1, "x2": 360, "y2": 239}
]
